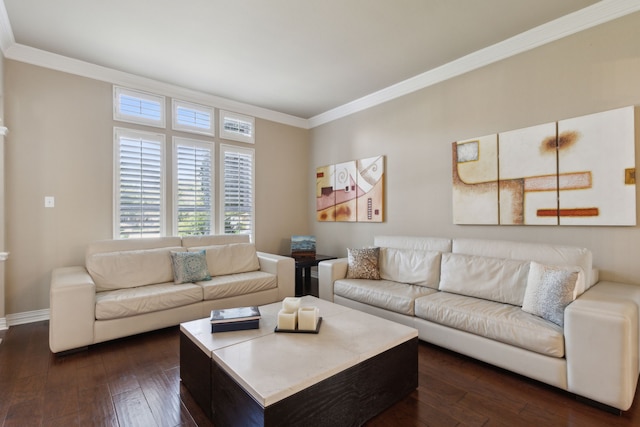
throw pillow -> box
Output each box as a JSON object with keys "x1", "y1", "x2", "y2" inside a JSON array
[
  {"x1": 170, "y1": 250, "x2": 211, "y2": 284},
  {"x1": 346, "y1": 247, "x2": 380, "y2": 280},
  {"x1": 522, "y1": 261, "x2": 579, "y2": 327}
]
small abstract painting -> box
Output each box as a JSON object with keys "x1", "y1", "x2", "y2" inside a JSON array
[{"x1": 316, "y1": 155, "x2": 385, "y2": 223}]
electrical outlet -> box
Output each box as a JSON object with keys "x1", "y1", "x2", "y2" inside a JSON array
[{"x1": 44, "y1": 196, "x2": 55, "y2": 208}]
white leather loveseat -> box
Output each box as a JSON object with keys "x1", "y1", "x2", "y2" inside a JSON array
[
  {"x1": 318, "y1": 236, "x2": 640, "y2": 412},
  {"x1": 50, "y1": 234, "x2": 294, "y2": 353}
]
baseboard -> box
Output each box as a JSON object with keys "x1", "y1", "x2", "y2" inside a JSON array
[
  {"x1": 6, "y1": 309, "x2": 50, "y2": 326},
  {"x1": 0, "y1": 317, "x2": 7, "y2": 330}
]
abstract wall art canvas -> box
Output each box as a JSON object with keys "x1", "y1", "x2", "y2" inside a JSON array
[
  {"x1": 356, "y1": 156, "x2": 385, "y2": 222},
  {"x1": 452, "y1": 134, "x2": 499, "y2": 225},
  {"x1": 334, "y1": 161, "x2": 358, "y2": 222},
  {"x1": 316, "y1": 155, "x2": 385, "y2": 223},
  {"x1": 452, "y1": 106, "x2": 636, "y2": 226},
  {"x1": 316, "y1": 164, "x2": 335, "y2": 222}
]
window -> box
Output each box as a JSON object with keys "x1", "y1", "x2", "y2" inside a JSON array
[
  {"x1": 114, "y1": 86, "x2": 165, "y2": 128},
  {"x1": 172, "y1": 99, "x2": 214, "y2": 136},
  {"x1": 219, "y1": 110, "x2": 255, "y2": 144},
  {"x1": 173, "y1": 138, "x2": 214, "y2": 236},
  {"x1": 114, "y1": 128, "x2": 165, "y2": 238},
  {"x1": 220, "y1": 144, "x2": 255, "y2": 239}
]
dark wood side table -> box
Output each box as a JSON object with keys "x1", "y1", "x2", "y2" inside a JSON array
[{"x1": 291, "y1": 254, "x2": 337, "y2": 296}]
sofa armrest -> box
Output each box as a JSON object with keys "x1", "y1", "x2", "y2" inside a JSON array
[
  {"x1": 50, "y1": 266, "x2": 96, "y2": 353},
  {"x1": 318, "y1": 258, "x2": 348, "y2": 302},
  {"x1": 565, "y1": 281, "x2": 640, "y2": 411},
  {"x1": 257, "y1": 252, "x2": 295, "y2": 300}
]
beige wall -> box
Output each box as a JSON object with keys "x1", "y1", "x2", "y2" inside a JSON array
[
  {"x1": 310, "y1": 12, "x2": 640, "y2": 285},
  {"x1": 3, "y1": 60, "x2": 310, "y2": 315}
]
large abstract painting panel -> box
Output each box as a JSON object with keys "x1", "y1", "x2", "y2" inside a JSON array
[
  {"x1": 451, "y1": 106, "x2": 636, "y2": 226},
  {"x1": 452, "y1": 135, "x2": 499, "y2": 224},
  {"x1": 316, "y1": 164, "x2": 335, "y2": 222},
  {"x1": 557, "y1": 106, "x2": 636, "y2": 225},
  {"x1": 356, "y1": 156, "x2": 385, "y2": 222},
  {"x1": 498, "y1": 123, "x2": 558, "y2": 225}
]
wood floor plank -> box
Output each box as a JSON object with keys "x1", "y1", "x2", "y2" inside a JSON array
[
  {"x1": 77, "y1": 383, "x2": 119, "y2": 427},
  {"x1": 1, "y1": 320, "x2": 639, "y2": 426},
  {"x1": 112, "y1": 387, "x2": 158, "y2": 427}
]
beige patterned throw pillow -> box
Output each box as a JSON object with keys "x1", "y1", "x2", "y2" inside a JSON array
[{"x1": 346, "y1": 247, "x2": 381, "y2": 280}]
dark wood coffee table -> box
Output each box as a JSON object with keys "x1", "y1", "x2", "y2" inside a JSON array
[{"x1": 180, "y1": 296, "x2": 418, "y2": 427}]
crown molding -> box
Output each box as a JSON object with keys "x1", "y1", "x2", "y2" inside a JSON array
[
  {"x1": 2, "y1": 0, "x2": 639, "y2": 130},
  {"x1": 309, "y1": 0, "x2": 640, "y2": 128},
  {"x1": 2, "y1": 43, "x2": 310, "y2": 129},
  {"x1": 0, "y1": 1, "x2": 14, "y2": 53}
]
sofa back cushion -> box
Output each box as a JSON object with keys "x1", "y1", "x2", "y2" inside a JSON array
[
  {"x1": 182, "y1": 234, "x2": 249, "y2": 248},
  {"x1": 452, "y1": 238, "x2": 592, "y2": 295},
  {"x1": 87, "y1": 246, "x2": 184, "y2": 291},
  {"x1": 439, "y1": 253, "x2": 531, "y2": 306},
  {"x1": 379, "y1": 248, "x2": 441, "y2": 289},
  {"x1": 188, "y1": 243, "x2": 260, "y2": 277},
  {"x1": 86, "y1": 237, "x2": 182, "y2": 257},
  {"x1": 374, "y1": 235, "x2": 452, "y2": 252}
]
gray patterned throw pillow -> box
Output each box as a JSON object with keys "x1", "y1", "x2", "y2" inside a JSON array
[
  {"x1": 170, "y1": 250, "x2": 211, "y2": 284},
  {"x1": 346, "y1": 247, "x2": 381, "y2": 280},
  {"x1": 522, "y1": 261, "x2": 579, "y2": 327}
]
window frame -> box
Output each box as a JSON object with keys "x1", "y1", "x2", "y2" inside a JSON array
[
  {"x1": 219, "y1": 144, "x2": 255, "y2": 241},
  {"x1": 172, "y1": 137, "x2": 215, "y2": 236},
  {"x1": 113, "y1": 127, "x2": 166, "y2": 239},
  {"x1": 113, "y1": 86, "x2": 166, "y2": 128},
  {"x1": 219, "y1": 110, "x2": 255, "y2": 144},
  {"x1": 172, "y1": 99, "x2": 215, "y2": 136}
]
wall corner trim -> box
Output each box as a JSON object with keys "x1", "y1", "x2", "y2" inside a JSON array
[{"x1": 6, "y1": 308, "x2": 50, "y2": 327}]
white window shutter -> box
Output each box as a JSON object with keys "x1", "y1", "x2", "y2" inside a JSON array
[
  {"x1": 174, "y1": 138, "x2": 214, "y2": 236},
  {"x1": 115, "y1": 128, "x2": 165, "y2": 238},
  {"x1": 220, "y1": 145, "x2": 254, "y2": 239}
]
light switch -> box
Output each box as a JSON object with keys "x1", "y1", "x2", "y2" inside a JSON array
[{"x1": 44, "y1": 196, "x2": 55, "y2": 208}]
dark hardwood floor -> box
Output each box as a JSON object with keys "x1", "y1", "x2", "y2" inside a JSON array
[{"x1": 0, "y1": 321, "x2": 638, "y2": 427}]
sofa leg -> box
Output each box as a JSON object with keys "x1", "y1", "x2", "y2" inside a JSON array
[
  {"x1": 575, "y1": 395, "x2": 622, "y2": 415},
  {"x1": 52, "y1": 346, "x2": 89, "y2": 357}
]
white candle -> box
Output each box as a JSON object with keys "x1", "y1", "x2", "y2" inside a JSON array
[
  {"x1": 282, "y1": 297, "x2": 301, "y2": 313},
  {"x1": 277, "y1": 309, "x2": 297, "y2": 330},
  {"x1": 298, "y1": 306, "x2": 319, "y2": 331}
]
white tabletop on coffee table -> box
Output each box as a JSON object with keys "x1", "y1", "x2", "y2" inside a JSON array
[{"x1": 180, "y1": 296, "x2": 418, "y2": 407}]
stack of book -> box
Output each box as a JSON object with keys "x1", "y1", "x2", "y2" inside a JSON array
[{"x1": 210, "y1": 306, "x2": 261, "y2": 333}]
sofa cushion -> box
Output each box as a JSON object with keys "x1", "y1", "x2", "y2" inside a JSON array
[
  {"x1": 199, "y1": 271, "x2": 277, "y2": 300},
  {"x1": 439, "y1": 253, "x2": 530, "y2": 306},
  {"x1": 95, "y1": 282, "x2": 202, "y2": 320},
  {"x1": 522, "y1": 262, "x2": 579, "y2": 327},
  {"x1": 379, "y1": 248, "x2": 441, "y2": 289},
  {"x1": 88, "y1": 246, "x2": 185, "y2": 292},
  {"x1": 452, "y1": 238, "x2": 592, "y2": 295},
  {"x1": 170, "y1": 250, "x2": 211, "y2": 284},
  {"x1": 188, "y1": 243, "x2": 260, "y2": 277},
  {"x1": 374, "y1": 235, "x2": 452, "y2": 252},
  {"x1": 346, "y1": 247, "x2": 381, "y2": 280},
  {"x1": 334, "y1": 278, "x2": 437, "y2": 316},
  {"x1": 415, "y1": 292, "x2": 565, "y2": 357}
]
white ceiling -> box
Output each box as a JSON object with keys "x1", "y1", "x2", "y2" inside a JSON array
[{"x1": 1, "y1": 0, "x2": 638, "y2": 126}]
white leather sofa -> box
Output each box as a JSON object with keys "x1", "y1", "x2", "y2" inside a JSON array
[
  {"x1": 50, "y1": 234, "x2": 294, "y2": 354},
  {"x1": 318, "y1": 236, "x2": 640, "y2": 412}
]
